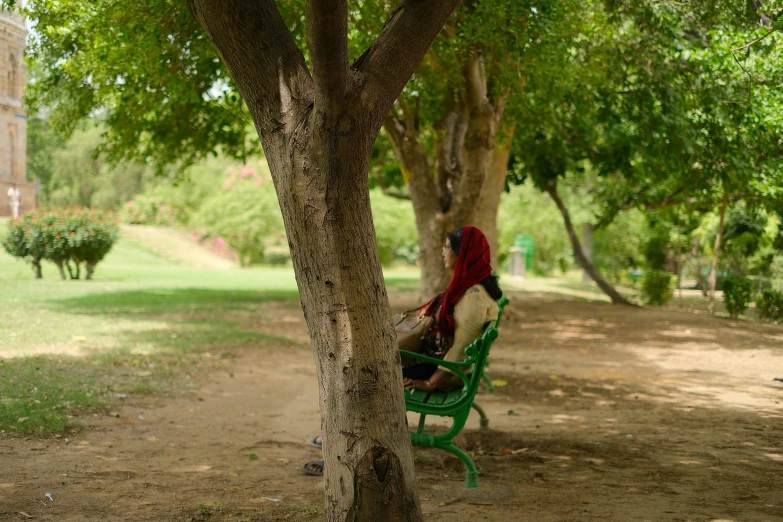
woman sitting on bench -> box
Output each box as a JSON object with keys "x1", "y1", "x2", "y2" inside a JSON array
[
  {"x1": 299, "y1": 225, "x2": 502, "y2": 476},
  {"x1": 401, "y1": 225, "x2": 502, "y2": 392}
]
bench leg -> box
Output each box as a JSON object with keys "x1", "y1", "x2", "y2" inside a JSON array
[
  {"x1": 471, "y1": 402, "x2": 489, "y2": 429},
  {"x1": 482, "y1": 373, "x2": 495, "y2": 393},
  {"x1": 417, "y1": 413, "x2": 427, "y2": 434},
  {"x1": 441, "y1": 442, "x2": 480, "y2": 488}
]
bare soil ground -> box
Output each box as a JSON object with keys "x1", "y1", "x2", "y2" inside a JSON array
[{"x1": 2, "y1": 292, "x2": 783, "y2": 522}]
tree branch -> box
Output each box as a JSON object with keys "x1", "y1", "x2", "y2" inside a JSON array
[
  {"x1": 464, "y1": 51, "x2": 487, "y2": 111},
  {"x1": 397, "y1": 96, "x2": 417, "y2": 135},
  {"x1": 434, "y1": 109, "x2": 467, "y2": 213},
  {"x1": 353, "y1": 0, "x2": 462, "y2": 121},
  {"x1": 306, "y1": 0, "x2": 349, "y2": 110},
  {"x1": 382, "y1": 114, "x2": 406, "y2": 151},
  {"x1": 187, "y1": 0, "x2": 313, "y2": 137},
  {"x1": 373, "y1": 168, "x2": 412, "y2": 200}
]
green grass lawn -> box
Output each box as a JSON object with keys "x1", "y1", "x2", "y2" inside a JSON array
[{"x1": 0, "y1": 219, "x2": 420, "y2": 435}]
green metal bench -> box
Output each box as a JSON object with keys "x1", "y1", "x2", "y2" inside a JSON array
[{"x1": 400, "y1": 296, "x2": 509, "y2": 488}]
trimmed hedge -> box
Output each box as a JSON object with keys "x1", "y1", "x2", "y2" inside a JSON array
[{"x1": 2, "y1": 208, "x2": 119, "y2": 280}]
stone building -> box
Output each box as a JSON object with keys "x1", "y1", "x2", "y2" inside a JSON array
[{"x1": 0, "y1": 8, "x2": 29, "y2": 218}]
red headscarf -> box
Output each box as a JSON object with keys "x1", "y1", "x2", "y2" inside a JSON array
[{"x1": 423, "y1": 226, "x2": 493, "y2": 340}]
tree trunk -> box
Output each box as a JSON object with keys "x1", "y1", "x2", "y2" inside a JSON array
[
  {"x1": 708, "y1": 191, "x2": 729, "y2": 315},
  {"x1": 277, "y1": 133, "x2": 422, "y2": 521},
  {"x1": 677, "y1": 251, "x2": 684, "y2": 307},
  {"x1": 55, "y1": 260, "x2": 67, "y2": 280},
  {"x1": 582, "y1": 223, "x2": 594, "y2": 282},
  {"x1": 383, "y1": 53, "x2": 507, "y2": 299},
  {"x1": 473, "y1": 130, "x2": 514, "y2": 269},
  {"x1": 544, "y1": 183, "x2": 631, "y2": 305},
  {"x1": 188, "y1": 0, "x2": 463, "y2": 519},
  {"x1": 32, "y1": 258, "x2": 42, "y2": 279},
  {"x1": 384, "y1": 120, "x2": 451, "y2": 300},
  {"x1": 86, "y1": 262, "x2": 96, "y2": 280},
  {"x1": 65, "y1": 260, "x2": 76, "y2": 279}
]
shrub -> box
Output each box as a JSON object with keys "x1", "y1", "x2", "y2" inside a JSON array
[
  {"x1": 121, "y1": 192, "x2": 176, "y2": 225},
  {"x1": 2, "y1": 215, "x2": 41, "y2": 277},
  {"x1": 722, "y1": 275, "x2": 753, "y2": 318},
  {"x1": 756, "y1": 289, "x2": 783, "y2": 322},
  {"x1": 191, "y1": 169, "x2": 285, "y2": 267},
  {"x1": 263, "y1": 246, "x2": 292, "y2": 266},
  {"x1": 369, "y1": 189, "x2": 417, "y2": 266},
  {"x1": 1, "y1": 208, "x2": 119, "y2": 280},
  {"x1": 642, "y1": 270, "x2": 675, "y2": 306},
  {"x1": 3, "y1": 212, "x2": 62, "y2": 279},
  {"x1": 62, "y1": 208, "x2": 120, "y2": 279}
]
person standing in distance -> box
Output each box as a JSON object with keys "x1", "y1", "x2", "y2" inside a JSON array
[{"x1": 7, "y1": 183, "x2": 20, "y2": 218}]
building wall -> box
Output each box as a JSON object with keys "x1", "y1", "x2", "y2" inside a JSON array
[{"x1": 0, "y1": 9, "x2": 28, "y2": 218}]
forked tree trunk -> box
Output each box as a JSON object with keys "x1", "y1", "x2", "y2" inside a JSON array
[
  {"x1": 32, "y1": 258, "x2": 42, "y2": 279},
  {"x1": 545, "y1": 183, "x2": 631, "y2": 305},
  {"x1": 54, "y1": 260, "x2": 67, "y2": 280},
  {"x1": 188, "y1": 0, "x2": 461, "y2": 520},
  {"x1": 384, "y1": 56, "x2": 507, "y2": 299},
  {"x1": 708, "y1": 191, "x2": 729, "y2": 315}
]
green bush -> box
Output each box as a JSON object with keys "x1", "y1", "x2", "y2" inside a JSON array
[
  {"x1": 756, "y1": 289, "x2": 783, "y2": 322},
  {"x1": 191, "y1": 167, "x2": 285, "y2": 267},
  {"x1": 1, "y1": 208, "x2": 119, "y2": 280},
  {"x1": 642, "y1": 270, "x2": 675, "y2": 306},
  {"x1": 722, "y1": 275, "x2": 753, "y2": 318},
  {"x1": 369, "y1": 189, "x2": 417, "y2": 266},
  {"x1": 64, "y1": 208, "x2": 120, "y2": 279},
  {"x1": 2, "y1": 215, "x2": 41, "y2": 277},
  {"x1": 263, "y1": 246, "x2": 292, "y2": 266},
  {"x1": 121, "y1": 192, "x2": 176, "y2": 225}
]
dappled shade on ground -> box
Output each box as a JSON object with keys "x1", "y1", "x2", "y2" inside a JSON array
[{"x1": 2, "y1": 290, "x2": 782, "y2": 521}]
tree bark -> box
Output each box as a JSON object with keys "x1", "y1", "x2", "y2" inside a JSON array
[
  {"x1": 55, "y1": 260, "x2": 67, "y2": 280},
  {"x1": 86, "y1": 262, "x2": 96, "y2": 280},
  {"x1": 582, "y1": 223, "x2": 594, "y2": 282},
  {"x1": 32, "y1": 258, "x2": 42, "y2": 279},
  {"x1": 188, "y1": 0, "x2": 462, "y2": 519},
  {"x1": 708, "y1": 190, "x2": 729, "y2": 315},
  {"x1": 473, "y1": 129, "x2": 514, "y2": 269},
  {"x1": 383, "y1": 116, "x2": 450, "y2": 300},
  {"x1": 383, "y1": 53, "x2": 507, "y2": 299},
  {"x1": 544, "y1": 183, "x2": 631, "y2": 305}
]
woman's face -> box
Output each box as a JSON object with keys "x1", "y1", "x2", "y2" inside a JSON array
[{"x1": 443, "y1": 239, "x2": 458, "y2": 271}]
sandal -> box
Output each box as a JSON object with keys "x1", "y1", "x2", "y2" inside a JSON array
[
  {"x1": 296, "y1": 459, "x2": 324, "y2": 476},
  {"x1": 308, "y1": 435, "x2": 323, "y2": 449}
]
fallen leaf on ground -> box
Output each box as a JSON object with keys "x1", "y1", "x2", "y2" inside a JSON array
[
  {"x1": 249, "y1": 453, "x2": 259, "y2": 461},
  {"x1": 490, "y1": 379, "x2": 508, "y2": 387}
]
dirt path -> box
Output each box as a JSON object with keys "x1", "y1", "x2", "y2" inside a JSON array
[{"x1": 2, "y1": 292, "x2": 783, "y2": 522}]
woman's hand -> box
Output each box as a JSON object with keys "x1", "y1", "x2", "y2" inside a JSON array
[{"x1": 403, "y1": 378, "x2": 435, "y2": 392}]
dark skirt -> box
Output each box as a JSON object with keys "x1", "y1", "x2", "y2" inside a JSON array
[{"x1": 402, "y1": 363, "x2": 438, "y2": 380}]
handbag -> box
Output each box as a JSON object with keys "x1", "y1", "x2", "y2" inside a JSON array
[{"x1": 394, "y1": 308, "x2": 435, "y2": 365}]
